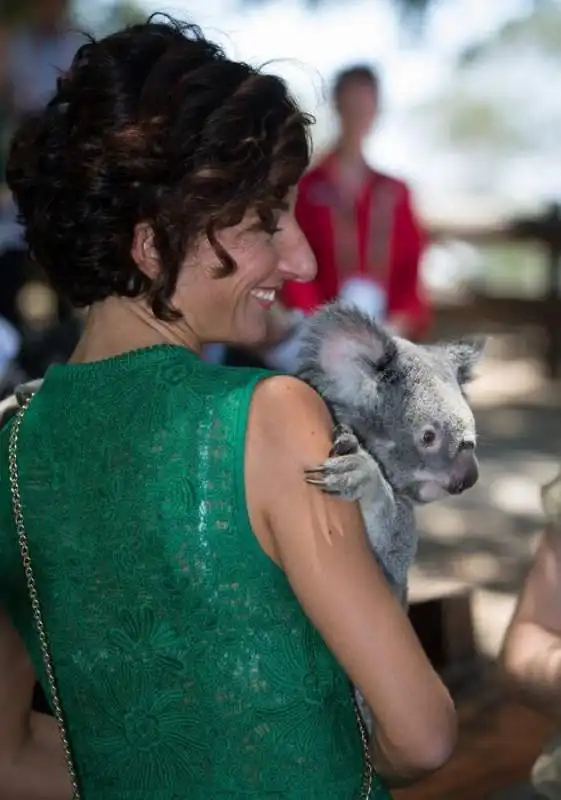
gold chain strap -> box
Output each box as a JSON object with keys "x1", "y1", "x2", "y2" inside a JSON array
[
  {"x1": 353, "y1": 696, "x2": 373, "y2": 798},
  {"x1": 8, "y1": 395, "x2": 81, "y2": 799}
]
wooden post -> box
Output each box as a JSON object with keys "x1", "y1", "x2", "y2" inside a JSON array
[{"x1": 510, "y1": 203, "x2": 561, "y2": 378}]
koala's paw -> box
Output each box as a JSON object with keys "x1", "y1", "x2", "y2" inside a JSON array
[
  {"x1": 541, "y1": 465, "x2": 561, "y2": 528},
  {"x1": 304, "y1": 424, "x2": 382, "y2": 501}
]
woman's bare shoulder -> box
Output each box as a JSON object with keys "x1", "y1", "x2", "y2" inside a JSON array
[{"x1": 249, "y1": 374, "x2": 333, "y2": 455}]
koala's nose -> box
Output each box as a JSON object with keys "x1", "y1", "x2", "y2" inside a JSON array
[
  {"x1": 449, "y1": 459, "x2": 479, "y2": 494},
  {"x1": 457, "y1": 439, "x2": 475, "y2": 453},
  {"x1": 448, "y1": 445, "x2": 479, "y2": 494}
]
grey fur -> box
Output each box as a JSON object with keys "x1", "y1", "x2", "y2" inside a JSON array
[{"x1": 297, "y1": 302, "x2": 484, "y2": 731}]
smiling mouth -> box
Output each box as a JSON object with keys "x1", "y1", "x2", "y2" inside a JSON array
[{"x1": 250, "y1": 288, "x2": 277, "y2": 307}]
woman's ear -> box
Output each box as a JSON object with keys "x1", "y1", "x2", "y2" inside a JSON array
[{"x1": 131, "y1": 222, "x2": 160, "y2": 279}]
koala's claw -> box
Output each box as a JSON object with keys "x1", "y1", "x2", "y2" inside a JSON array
[
  {"x1": 305, "y1": 453, "x2": 381, "y2": 499},
  {"x1": 305, "y1": 426, "x2": 383, "y2": 501}
]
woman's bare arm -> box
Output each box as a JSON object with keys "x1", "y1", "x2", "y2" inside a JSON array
[
  {"x1": 500, "y1": 527, "x2": 561, "y2": 720},
  {"x1": 246, "y1": 375, "x2": 457, "y2": 785},
  {"x1": 0, "y1": 608, "x2": 72, "y2": 799}
]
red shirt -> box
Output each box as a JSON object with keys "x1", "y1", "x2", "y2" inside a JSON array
[{"x1": 283, "y1": 152, "x2": 431, "y2": 339}]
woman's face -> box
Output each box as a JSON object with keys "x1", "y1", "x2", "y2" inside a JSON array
[{"x1": 173, "y1": 187, "x2": 317, "y2": 346}]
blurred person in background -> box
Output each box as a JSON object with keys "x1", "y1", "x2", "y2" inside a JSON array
[{"x1": 282, "y1": 64, "x2": 431, "y2": 342}]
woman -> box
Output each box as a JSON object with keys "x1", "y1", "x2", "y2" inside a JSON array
[{"x1": 0, "y1": 18, "x2": 456, "y2": 798}]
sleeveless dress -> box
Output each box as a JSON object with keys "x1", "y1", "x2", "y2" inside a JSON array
[{"x1": 0, "y1": 345, "x2": 391, "y2": 798}]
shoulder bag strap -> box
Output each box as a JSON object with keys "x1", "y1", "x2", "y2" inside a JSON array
[{"x1": 8, "y1": 394, "x2": 81, "y2": 799}]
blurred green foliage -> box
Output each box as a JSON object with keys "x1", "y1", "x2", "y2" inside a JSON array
[{"x1": 0, "y1": 1, "x2": 146, "y2": 32}]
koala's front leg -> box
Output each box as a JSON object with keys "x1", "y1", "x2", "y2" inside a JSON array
[{"x1": 305, "y1": 424, "x2": 392, "y2": 505}]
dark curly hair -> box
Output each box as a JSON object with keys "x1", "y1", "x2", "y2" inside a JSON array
[{"x1": 6, "y1": 16, "x2": 313, "y2": 319}]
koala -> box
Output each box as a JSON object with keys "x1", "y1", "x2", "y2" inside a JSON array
[
  {"x1": 297, "y1": 302, "x2": 483, "y2": 600},
  {"x1": 295, "y1": 302, "x2": 484, "y2": 730}
]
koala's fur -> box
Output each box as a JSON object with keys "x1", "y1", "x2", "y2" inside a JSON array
[{"x1": 296, "y1": 302, "x2": 485, "y2": 729}]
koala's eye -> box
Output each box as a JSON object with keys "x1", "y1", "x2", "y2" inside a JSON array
[{"x1": 421, "y1": 428, "x2": 437, "y2": 447}]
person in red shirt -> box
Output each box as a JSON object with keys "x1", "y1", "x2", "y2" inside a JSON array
[{"x1": 283, "y1": 64, "x2": 430, "y2": 341}]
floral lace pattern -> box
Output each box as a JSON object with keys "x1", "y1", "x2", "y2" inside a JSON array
[{"x1": 0, "y1": 346, "x2": 391, "y2": 799}]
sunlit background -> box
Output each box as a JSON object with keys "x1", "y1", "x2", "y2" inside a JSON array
[
  {"x1": 47, "y1": 0, "x2": 561, "y2": 300},
  {"x1": 75, "y1": 0, "x2": 561, "y2": 213}
]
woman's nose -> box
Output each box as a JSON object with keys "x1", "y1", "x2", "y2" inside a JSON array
[{"x1": 278, "y1": 227, "x2": 317, "y2": 283}]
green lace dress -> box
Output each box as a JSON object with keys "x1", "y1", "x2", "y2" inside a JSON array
[{"x1": 0, "y1": 345, "x2": 391, "y2": 798}]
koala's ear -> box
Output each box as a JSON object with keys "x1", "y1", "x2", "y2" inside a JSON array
[
  {"x1": 297, "y1": 303, "x2": 397, "y2": 396},
  {"x1": 444, "y1": 335, "x2": 487, "y2": 384},
  {"x1": 319, "y1": 324, "x2": 396, "y2": 376}
]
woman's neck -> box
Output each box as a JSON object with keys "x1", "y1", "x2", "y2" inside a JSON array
[{"x1": 69, "y1": 297, "x2": 201, "y2": 364}]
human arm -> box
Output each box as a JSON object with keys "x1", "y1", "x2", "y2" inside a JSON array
[
  {"x1": 245, "y1": 376, "x2": 457, "y2": 786},
  {"x1": 386, "y1": 185, "x2": 430, "y2": 341},
  {"x1": 0, "y1": 608, "x2": 72, "y2": 799},
  {"x1": 500, "y1": 526, "x2": 561, "y2": 720}
]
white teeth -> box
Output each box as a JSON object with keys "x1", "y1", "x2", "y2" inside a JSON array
[{"x1": 251, "y1": 288, "x2": 276, "y2": 302}]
